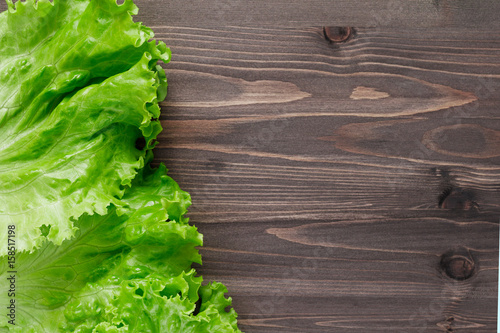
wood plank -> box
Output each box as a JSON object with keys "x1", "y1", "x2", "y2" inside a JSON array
[
  {"x1": 153, "y1": 26, "x2": 500, "y2": 332},
  {"x1": 133, "y1": 0, "x2": 500, "y2": 29},
  {"x1": 2, "y1": 1, "x2": 500, "y2": 29}
]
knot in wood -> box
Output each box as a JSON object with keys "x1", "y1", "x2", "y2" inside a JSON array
[
  {"x1": 439, "y1": 188, "x2": 477, "y2": 211},
  {"x1": 323, "y1": 26, "x2": 353, "y2": 43},
  {"x1": 440, "y1": 248, "x2": 476, "y2": 280}
]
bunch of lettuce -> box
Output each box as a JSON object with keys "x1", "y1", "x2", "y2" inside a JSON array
[{"x1": 0, "y1": 0, "x2": 241, "y2": 331}]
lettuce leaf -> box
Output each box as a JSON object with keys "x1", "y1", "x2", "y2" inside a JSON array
[
  {"x1": 0, "y1": 158, "x2": 240, "y2": 332},
  {"x1": 0, "y1": 0, "x2": 242, "y2": 331},
  {"x1": 0, "y1": 0, "x2": 169, "y2": 254}
]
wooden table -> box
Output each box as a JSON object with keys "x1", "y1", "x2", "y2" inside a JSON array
[
  {"x1": 141, "y1": 1, "x2": 500, "y2": 332},
  {"x1": 5, "y1": 1, "x2": 498, "y2": 331}
]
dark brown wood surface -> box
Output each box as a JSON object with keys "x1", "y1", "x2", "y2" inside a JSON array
[
  {"x1": 145, "y1": 3, "x2": 500, "y2": 333},
  {"x1": 3, "y1": 1, "x2": 499, "y2": 332},
  {"x1": 136, "y1": 0, "x2": 500, "y2": 29},
  {"x1": 150, "y1": 17, "x2": 500, "y2": 333}
]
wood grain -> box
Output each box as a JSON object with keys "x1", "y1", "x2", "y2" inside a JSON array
[
  {"x1": 5, "y1": 1, "x2": 500, "y2": 28},
  {"x1": 132, "y1": 0, "x2": 500, "y2": 29},
  {"x1": 152, "y1": 25, "x2": 500, "y2": 332}
]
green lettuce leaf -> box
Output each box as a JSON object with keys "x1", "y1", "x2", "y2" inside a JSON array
[
  {"x1": 0, "y1": 0, "x2": 242, "y2": 331},
  {"x1": 0, "y1": 158, "x2": 241, "y2": 332},
  {"x1": 0, "y1": 0, "x2": 170, "y2": 254}
]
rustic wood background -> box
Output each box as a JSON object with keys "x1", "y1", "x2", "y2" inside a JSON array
[
  {"x1": 145, "y1": 1, "x2": 500, "y2": 332},
  {"x1": 4, "y1": 0, "x2": 499, "y2": 332}
]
